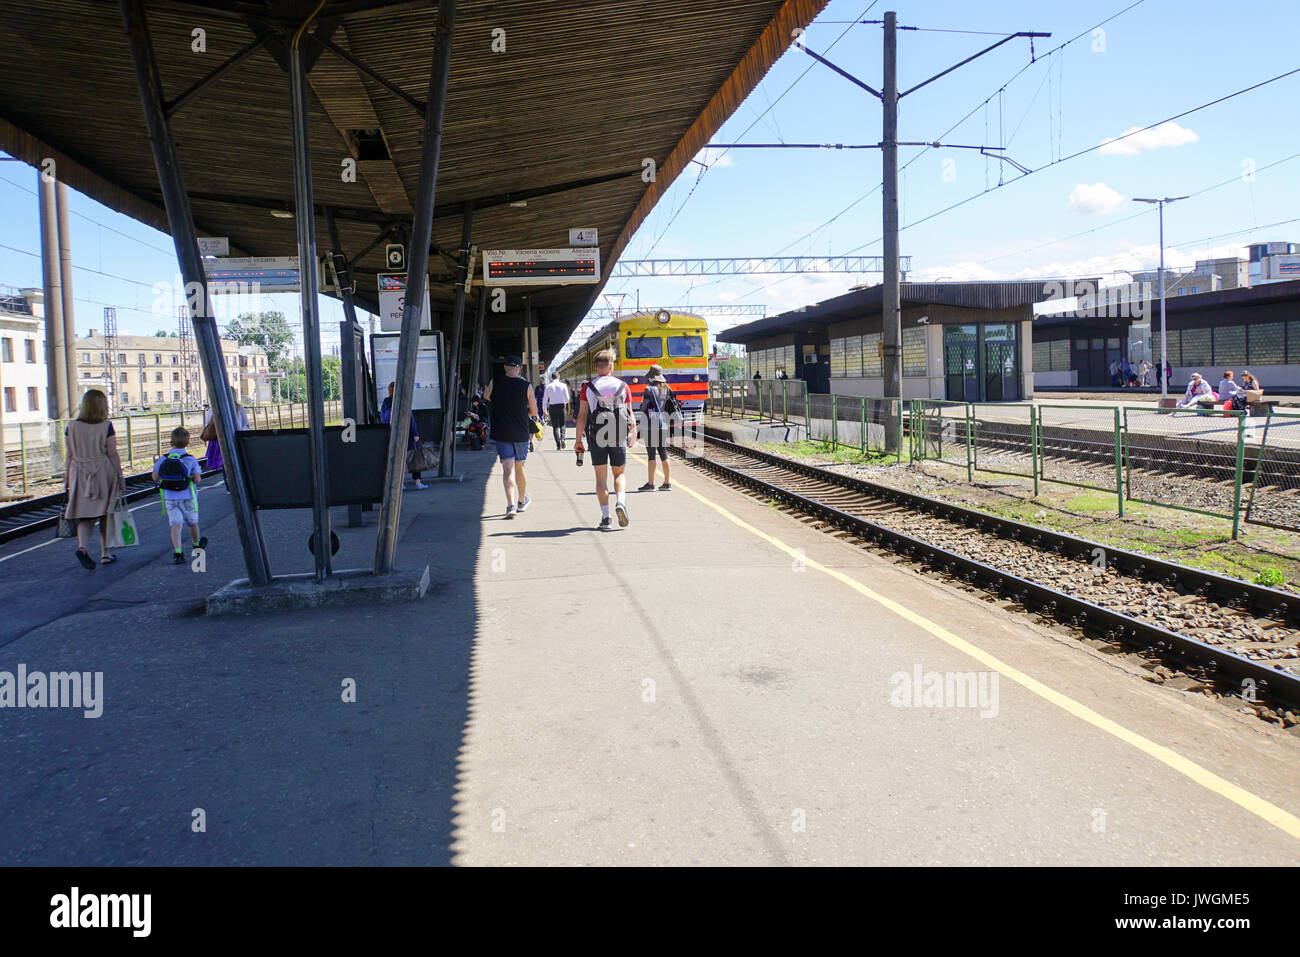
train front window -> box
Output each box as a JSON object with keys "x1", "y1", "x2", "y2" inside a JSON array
[
  {"x1": 666, "y1": 335, "x2": 703, "y2": 357},
  {"x1": 625, "y1": 336, "x2": 662, "y2": 359}
]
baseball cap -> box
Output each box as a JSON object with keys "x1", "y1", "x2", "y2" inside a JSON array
[{"x1": 504, "y1": 355, "x2": 522, "y2": 366}]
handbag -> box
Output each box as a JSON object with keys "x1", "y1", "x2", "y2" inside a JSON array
[
  {"x1": 106, "y1": 496, "x2": 140, "y2": 548},
  {"x1": 200, "y1": 418, "x2": 217, "y2": 443},
  {"x1": 56, "y1": 513, "x2": 75, "y2": 539},
  {"x1": 406, "y1": 442, "x2": 438, "y2": 473}
]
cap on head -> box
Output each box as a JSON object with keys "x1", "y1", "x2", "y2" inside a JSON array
[{"x1": 504, "y1": 355, "x2": 522, "y2": 367}]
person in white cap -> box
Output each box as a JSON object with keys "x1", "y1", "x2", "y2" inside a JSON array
[{"x1": 1177, "y1": 372, "x2": 1213, "y2": 409}]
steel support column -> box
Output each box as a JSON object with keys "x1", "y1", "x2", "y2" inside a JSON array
[
  {"x1": 438, "y1": 205, "x2": 473, "y2": 477},
  {"x1": 38, "y1": 174, "x2": 69, "y2": 419},
  {"x1": 120, "y1": 0, "x2": 272, "y2": 585},
  {"x1": 467, "y1": 283, "x2": 487, "y2": 397},
  {"x1": 326, "y1": 207, "x2": 366, "y2": 528},
  {"x1": 374, "y1": 0, "x2": 456, "y2": 575},
  {"x1": 55, "y1": 182, "x2": 79, "y2": 413},
  {"x1": 289, "y1": 34, "x2": 332, "y2": 581}
]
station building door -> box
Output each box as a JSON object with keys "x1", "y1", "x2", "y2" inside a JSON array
[
  {"x1": 1071, "y1": 335, "x2": 1125, "y2": 387},
  {"x1": 944, "y1": 322, "x2": 1020, "y2": 402}
]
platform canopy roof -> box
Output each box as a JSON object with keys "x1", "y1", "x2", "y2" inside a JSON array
[
  {"x1": 717, "y1": 280, "x2": 1082, "y2": 343},
  {"x1": 0, "y1": 0, "x2": 828, "y2": 360}
]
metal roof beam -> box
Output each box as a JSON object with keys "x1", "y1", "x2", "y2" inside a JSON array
[{"x1": 610, "y1": 256, "x2": 908, "y2": 277}]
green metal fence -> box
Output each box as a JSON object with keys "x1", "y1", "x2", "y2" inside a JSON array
[
  {"x1": 970, "y1": 402, "x2": 1037, "y2": 491},
  {"x1": 700, "y1": 391, "x2": 1272, "y2": 538},
  {"x1": 908, "y1": 399, "x2": 971, "y2": 476},
  {"x1": 1123, "y1": 406, "x2": 1244, "y2": 532},
  {"x1": 1036, "y1": 403, "x2": 1124, "y2": 513},
  {"x1": 1, "y1": 400, "x2": 342, "y2": 495},
  {"x1": 1245, "y1": 410, "x2": 1300, "y2": 533}
]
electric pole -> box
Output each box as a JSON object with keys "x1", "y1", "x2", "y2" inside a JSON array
[{"x1": 881, "y1": 11, "x2": 900, "y2": 451}]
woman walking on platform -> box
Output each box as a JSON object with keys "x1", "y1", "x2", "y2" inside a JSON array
[{"x1": 64, "y1": 389, "x2": 124, "y2": 569}]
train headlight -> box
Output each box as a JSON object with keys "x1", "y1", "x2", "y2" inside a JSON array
[{"x1": 655, "y1": 309, "x2": 671, "y2": 325}]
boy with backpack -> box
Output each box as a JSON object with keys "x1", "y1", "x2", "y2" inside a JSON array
[
  {"x1": 574, "y1": 349, "x2": 637, "y2": 529},
  {"x1": 153, "y1": 427, "x2": 207, "y2": 564},
  {"x1": 638, "y1": 364, "x2": 677, "y2": 491}
]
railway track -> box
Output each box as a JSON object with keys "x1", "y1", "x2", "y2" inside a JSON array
[
  {"x1": 0, "y1": 460, "x2": 215, "y2": 544},
  {"x1": 674, "y1": 434, "x2": 1300, "y2": 720}
]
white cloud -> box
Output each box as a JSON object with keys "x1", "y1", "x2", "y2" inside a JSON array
[
  {"x1": 1099, "y1": 121, "x2": 1198, "y2": 156},
  {"x1": 1069, "y1": 182, "x2": 1127, "y2": 215},
  {"x1": 692, "y1": 148, "x2": 735, "y2": 169}
]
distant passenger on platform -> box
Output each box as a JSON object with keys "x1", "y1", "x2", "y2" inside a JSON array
[
  {"x1": 1109, "y1": 360, "x2": 1119, "y2": 386},
  {"x1": 575, "y1": 348, "x2": 637, "y2": 529},
  {"x1": 484, "y1": 356, "x2": 537, "y2": 519},
  {"x1": 1241, "y1": 371, "x2": 1262, "y2": 400},
  {"x1": 63, "y1": 388, "x2": 125, "y2": 570},
  {"x1": 201, "y1": 388, "x2": 249, "y2": 480},
  {"x1": 1216, "y1": 370, "x2": 1243, "y2": 411},
  {"x1": 1164, "y1": 360, "x2": 1173, "y2": 386},
  {"x1": 1177, "y1": 372, "x2": 1214, "y2": 409},
  {"x1": 380, "y1": 382, "x2": 427, "y2": 490},
  {"x1": 1139, "y1": 359, "x2": 1152, "y2": 387},
  {"x1": 543, "y1": 372, "x2": 571, "y2": 450},
  {"x1": 638, "y1": 364, "x2": 675, "y2": 492},
  {"x1": 753, "y1": 371, "x2": 761, "y2": 380},
  {"x1": 153, "y1": 427, "x2": 207, "y2": 564}
]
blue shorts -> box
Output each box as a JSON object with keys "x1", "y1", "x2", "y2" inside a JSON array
[{"x1": 494, "y1": 440, "x2": 530, "y2": 462}]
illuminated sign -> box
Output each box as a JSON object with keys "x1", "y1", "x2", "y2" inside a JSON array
[{"x1": 481, "y1": 248, "x2": 600, "y2": 286}]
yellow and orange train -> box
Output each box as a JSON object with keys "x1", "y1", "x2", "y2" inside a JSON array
[{"x1": 554, "y1": 309, "x2": 709, "y2": 413}]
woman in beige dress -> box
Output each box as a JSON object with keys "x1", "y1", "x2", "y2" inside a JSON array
[{"x1": 64, "y1": 389, "x2": 125, "y2": 569}]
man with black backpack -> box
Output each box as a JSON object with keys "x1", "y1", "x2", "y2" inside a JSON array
[
  {"x1": 152, "y1": 427, "x2": 207, "y2": 564},
  {"x1": 574, "y1": 348, "x2": 637, "y2": 529},
  {"x1": 637, "y1": 364, "x2": 676, "y2": 491}
]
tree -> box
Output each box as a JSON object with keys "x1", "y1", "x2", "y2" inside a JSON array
[
  {"x1": 226, "y1": 311, "x2": 295, "y2": 370},
  {"x1": 154, "y1": 329, "x2": 171, "y2": 337}
]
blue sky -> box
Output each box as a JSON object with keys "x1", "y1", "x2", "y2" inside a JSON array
[{"x1": 2, "y1": 0, "x2": 1298, "y2": 358}]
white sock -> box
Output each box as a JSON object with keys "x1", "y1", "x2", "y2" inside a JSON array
[
  {"x1": 616, "y1": 492, "x2": 626, "y2": 506},
  {"x1": 601, "y1": 504, "x2": 610, "y2": 518}
]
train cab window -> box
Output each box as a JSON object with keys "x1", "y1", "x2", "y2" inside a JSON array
[
  {"x1": 666, "y1": 335, "x2": 703, "y2": 357},
  {"x1": 625, "y1": 336, "x2": 662, "y2": 359}
]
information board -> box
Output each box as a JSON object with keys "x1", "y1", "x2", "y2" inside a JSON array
[
  {"x1": 371, "y1": 332, "x2": 443, "y2": 411},
  {"x1": 204, "y1": 256, "x2": 313, "y2": 293},
  {"x1": 481, "y1": 248, "x2": 600, "y2": 286}
]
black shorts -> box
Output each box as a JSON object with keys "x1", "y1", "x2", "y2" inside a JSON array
[
  {"x1": 648, "y1": 443, "x2": 668, "y2": 460},
  {"x1": 589, "y1": 444, "x2": 627, "y2": 468}
]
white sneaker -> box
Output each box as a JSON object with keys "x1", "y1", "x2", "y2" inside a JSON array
[
  {"x1": 516, "y1": 494, "x2": 531, "y2": 513},
  {"x1": 505, "y1": 504, "x2": 516, "y2": 519},
  {"x1": 615, "y1": 501, "x2": 629, "y2": 527},
  {"x1": 412, "y1": 481, "x2": 428, "y2": 490}
]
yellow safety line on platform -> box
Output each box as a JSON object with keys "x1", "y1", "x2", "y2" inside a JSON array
[{"x1": 657, "y1": 456, "x2": 1300, "y2": 842}]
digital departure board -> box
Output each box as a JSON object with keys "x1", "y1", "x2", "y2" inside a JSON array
[{"x1": 481, "y1": 248, "x2": 601, "y2": 286}]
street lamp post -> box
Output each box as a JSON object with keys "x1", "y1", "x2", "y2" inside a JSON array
[{"x1": 1132, "y1": 196, "x2": 1187, "y2": 400}]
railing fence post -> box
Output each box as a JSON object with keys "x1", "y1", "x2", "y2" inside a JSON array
[
  {"x1": 965, "y1": 404, "x2": 973, "y2": 483},
  {"x1": 1113, "y1": 407, "x2": 1124, "y2": 517},
  {"x1": 1031, "y1": 405, "x2": 1039, "y2": 497},
  {"x1": 831, "y1": 394, "x2": 838, "y2": 450},
  {"x1": 1232, "y1": 412, "x2": 1245, "y2": 540},
  {"x1": 860, "y1": 397, "x2": 866, "y2": 454}
]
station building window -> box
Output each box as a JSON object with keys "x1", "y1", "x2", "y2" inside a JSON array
[
  {"x1": 902, "y1": 326, "x2": 928, "y2": 377},
  {"x1": 27, "y1": 387, "x2": 39, "y2": 410},
  {"x1": 1250, "y1": 322, "x2": 1285, "y2": 365},
  {"x1": 1181, "y1": 328, "x2": 1211, "y2": 366},
  {"x1": 24, "y1": 340, "x2": 35, "y2": 362},
  {"x1": 862, "y1": 333, "x2": 882, "y2": 376},
  {"x1": 3, "y1": 387, "x2": 15, "y2": 412},
  {"x1": 1, "y1": 338, "x2": 11, "y2": 362},
  {"x1": 1214, "y1": 326, "x2": 1245, "y2": 366}
]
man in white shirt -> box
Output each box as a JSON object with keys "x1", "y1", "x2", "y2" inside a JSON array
[
  {"x1": 542, "y1": 373, "x2": 572, "y2": 450},
  {"x1": 574, "y1": 349, "x2": 637, "y2": 529}
]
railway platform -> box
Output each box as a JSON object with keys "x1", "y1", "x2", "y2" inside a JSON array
[{"x1": 1, "y1": 434, "x2": 1298, "y2": 865}]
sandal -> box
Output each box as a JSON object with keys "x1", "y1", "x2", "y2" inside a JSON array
[
  {"x1": 100, "y1": 554, "x2": 118, "y2": 565},
  {"x1": 76, "y1": 548, "x2": 95, "y2": 570}
]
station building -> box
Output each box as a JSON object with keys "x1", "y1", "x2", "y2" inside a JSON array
[
  {"x1": 717, "y1": 281, "x2": 1065, "y2": 402},
  {"x1": 1032, "y1": 278, "x2": 1300, "y2": 391}
]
